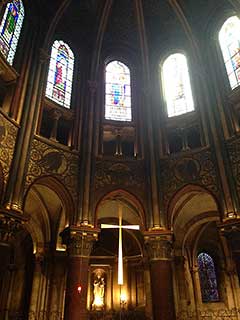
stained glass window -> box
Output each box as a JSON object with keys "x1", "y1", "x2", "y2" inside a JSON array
[
  {"x1": 45, "y1": 40, "x2": 74, "y2": 108},
  {"x1": 197, "y1": 252, "x2": 219, "y2": 302},
  {"x1": 0, "y1": 0, "x2": 24, "y2": 65},
  {"x1": 219, "y1": 16, "x2": 240, "y2": 90},
  {"x1": 105, "y1": 61, "x2": 132, "y2": 122},
  {"x1": 162, "y1": 53, "x2": 194, "y2": 117}
]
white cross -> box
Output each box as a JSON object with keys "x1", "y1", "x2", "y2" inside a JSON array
[{"x1": 101, "y1": 204, "x2": 140, "y2": 285}]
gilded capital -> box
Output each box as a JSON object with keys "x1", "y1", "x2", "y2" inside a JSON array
[
  {"x1": 0, "y1": 209, "x2": 26, "y2": 245},
  {"x1": 144, "y1": 231, "x2": 173, "y2": 261},
  {"x1": 61, "y1": 226, "x2": 99, "y2": 257}
]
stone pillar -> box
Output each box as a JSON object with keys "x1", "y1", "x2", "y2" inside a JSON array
[
  {"x1": 49, "y1": 109, "x2": 62, "y2": 141},
  {"x1": 61, "y1": 227, "x2": 98, "y2": 320},
  {"x1": 145, "y1": 232, "x2": 175, "y2": 320},
  {"x1": 145, "y1": 231, "x2": 175, "y2": 320},
  {"x1": 28, "y1": 254, "x2": 45, "y2": 319},
  {"x1": 219, "y1": 220, "x2": 240, "y2": 308}
]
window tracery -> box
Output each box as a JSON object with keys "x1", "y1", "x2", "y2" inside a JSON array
[
  {"x1": 219, "y1": 16, "x2": 240, "y2": 90},
  {"x1": 0, "y1": 0, "x2": 24, "y2": 65},
  {"x1": 197, "y1": 252, "x2": 219, "y2": 302},
  {"x1": 45, "y1": 40, "x2": 74, "y2": 108},
  {"x1": 162, "y1": 53, "x2": 194, "y2": 117},
  {"x1": 105, "y1": 60, "x2": 132, "y2": 122}
]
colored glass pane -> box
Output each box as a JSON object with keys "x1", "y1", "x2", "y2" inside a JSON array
[
  {"x1": 162, "y1": 53, "x2": 194, "y2": 117},
  {"x1": 45, "y1": 40, "x2": 74, "y2": 108},
  {"x1": 219, "y1": 16, "x2": 240, "y2": 90},
  {"x1": 197, "y1": 252, "x2": 219, "y2": 302},
  {"x1": 105, "y1": 61, "x2": 132, "y2": 121},
  {"x1": 0, "y1": 0, "x2": 24, "y2": 65}
]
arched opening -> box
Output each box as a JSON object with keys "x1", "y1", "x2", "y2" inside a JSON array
[
  {"x1": 18, "y1": 176, "x2": 74, "y2": 319},
  {"x1": 88, "y1": 190, "x2": 149, "y2": 319},
  {"x1": 168, "y1": 185, "x2": 234, "y2": 317}
]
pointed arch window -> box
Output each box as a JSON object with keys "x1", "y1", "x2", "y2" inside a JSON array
[
  {"x1": 0, "y1": 0, "x2": 24, "y2": 65},
  {"x1": 162, "y1": 53, "x2": 194, "y2": 117},
  {"x1": 45, "y1": 40, "x2": 74, "y2": 108},
  {"x1": 105, "y1": 60, "x2": 132, "y2": 122},
  {"x1": 219, "y1": 16, "x2": 240, "y2": 90},
  {"x1": 197, "y1": 252, "x2": 219, "y2": 302}
]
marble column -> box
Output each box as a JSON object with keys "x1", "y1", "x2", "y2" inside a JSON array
[
  {"x1": 145, "y1": 232, "x2": 175, "y2": 320},
  {"x1": 62, "y1": 226, "x2": 98, "y2": 320}
]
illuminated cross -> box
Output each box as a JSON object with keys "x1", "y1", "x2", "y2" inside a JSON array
[{"x1": 101, "y1": 204, "x2": 140, "y2": 285}]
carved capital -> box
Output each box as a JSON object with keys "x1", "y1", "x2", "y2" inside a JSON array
[
  {"x1": 144, "y1": 231, "x2": 173, "y2": 261},
  {"x1": 61, "y1": 226, "x2": 99, "y2": 257},
  {"x1": 0, "y1": 209, "x2": 27, "y2": 245},
  {"x1": 218, "y1": 218, "x2": 240, "y2": 252},
  {"x1": 49, "y1": 109, "x2": 62, "y2": 121}
]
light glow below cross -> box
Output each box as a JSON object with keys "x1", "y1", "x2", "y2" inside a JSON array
[{"x1": 101, "y1": 204, "x2": 140, "y2": 285}]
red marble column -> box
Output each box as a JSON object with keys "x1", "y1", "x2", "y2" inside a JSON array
[
  {"x1": 64, "y1": 256, "x2": 89, "y2": 320},
  {"x1": 62, "y1": 227, "x2": 98, "y2": 320},
  {"x1": 145, "y1": 232, "x2": 175, "y2": 320}
]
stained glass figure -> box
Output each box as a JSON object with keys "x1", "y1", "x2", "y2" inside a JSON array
[
  {"x1": 0, "y1": 0, "x2": 24, "y2": 65},
  {"x1": 162, "y1": 53, "x2": 194, "y2": 117},
  {"x1": 197, "y1": 252, "x2": 219, "y2": 302},
  {"x1": 105, "y1": 61, "x2": 132, "y2": 121},
  {"x1": 45, "y1": 40, "x2": 74, "y2": 108},
  {"x1": 219, "y1": 16, "x2": 240, "y2": 90}
]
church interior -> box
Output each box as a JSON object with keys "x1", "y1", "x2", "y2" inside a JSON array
[{"x1": 1, "y1": 0, "x2": 240, "y2": 319}]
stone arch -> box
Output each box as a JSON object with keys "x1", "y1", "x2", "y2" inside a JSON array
[
  {"x1": 167, "y1": 184, "x2": 221, "y2": 231},
  {"x1": 23, "y1": 175, "x2": 74, "y2": 254},
  {"x1": 95, "y1": 188, "x2": 146, "y2": 229}
]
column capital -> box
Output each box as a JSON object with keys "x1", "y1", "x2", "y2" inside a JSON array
[
  {"x1": 49, "y1": 108, "x2": 62, "y2": 121},
  {"x1": 144, "y1": 231, "x2": 173, "y2": 261},
  {"x1": 0, "y1": 209, "x2": 27, "y2": 245},
  {"x1": 218, "y1": 218, "x2": 240, "y2": 252},
  {"x1": 61, "y1": 226, "x2": 99, "y2": 257}
]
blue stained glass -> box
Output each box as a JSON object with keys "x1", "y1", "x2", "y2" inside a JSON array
[
  {"x1": 197, "y1": 252, "x2": 219, "y2": 302},
  {"x1": 105, "y1": 61, "x2": 132, "y2": 122},
  {"x1": 0, "y1": 0, "x2": 24, "y2": 65}
]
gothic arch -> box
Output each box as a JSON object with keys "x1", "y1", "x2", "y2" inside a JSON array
[
  {"x1": 95, "y1": 188, "x2": 146, "y2": 229},
  {"x1": 23, "y1": 175, "x2": 74, "y2": 253},
  {"x1": 167, "y1": 184, "x2": 221, "y2": 230}
]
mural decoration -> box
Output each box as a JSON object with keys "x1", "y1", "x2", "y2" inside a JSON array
[
  {"x1": 26, "y1": 138, "x2": 79, "y2": 200},
  {"x1": 94, "y1": 159, "x2": 146, "y2": 197},
  {"x1": 227, "y1": 137, "x2": 240, "y2": 200},
  {"x1": 0, "y1": 114, "x2": 18, "y2": 189},
  {"x1": 160, "y1": 148, "x2": 219, "y2": 209}
]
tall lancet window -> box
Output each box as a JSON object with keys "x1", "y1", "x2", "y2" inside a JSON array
[
  {"x1": 105, "y1": 60, "x2": 132, "y2": 121},
  {"x1": 197, "y1": 252, "x2": 219, "y2": 302},
  {"x1": 45, "y1": 40, "x2": 74, "y2": 108},
  {"x1": 0, "y1": 0, "x2": 24, "y2": 65},
  {"x1": 162, "y1": 53, "x2": 194, "y2": 117},
  {"x1": 219, "y1": 16, "x2": 240, "y2": 90}
]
